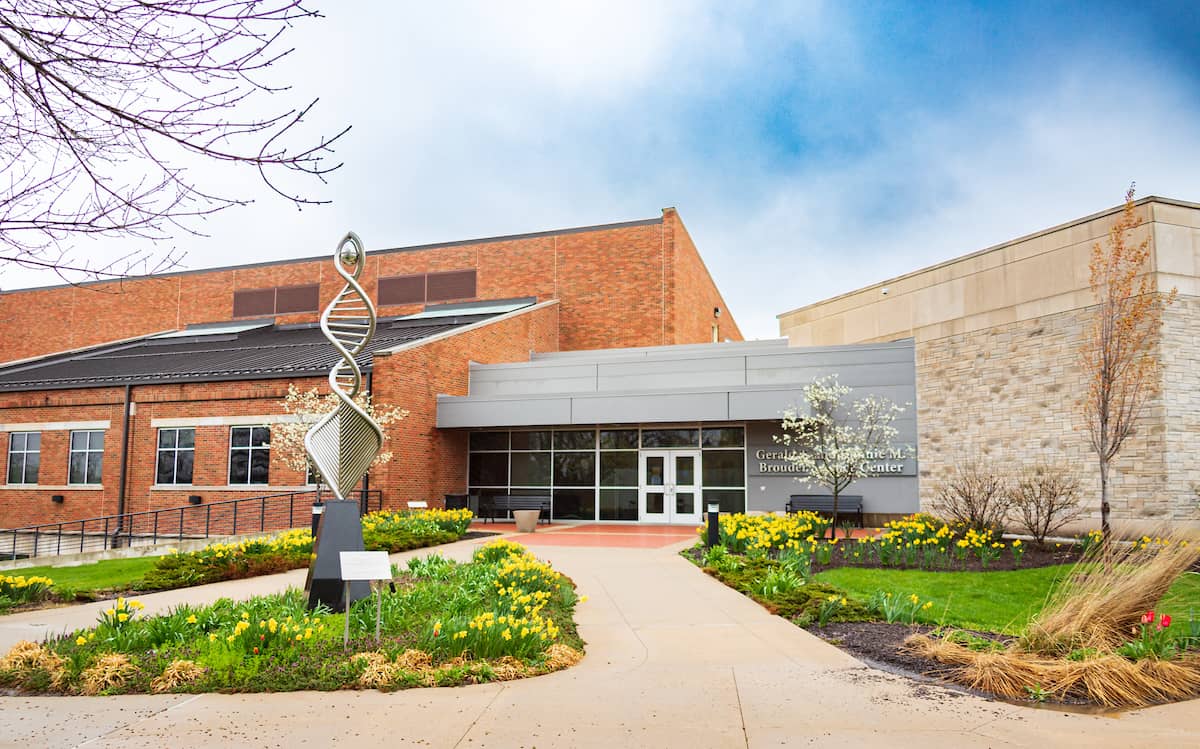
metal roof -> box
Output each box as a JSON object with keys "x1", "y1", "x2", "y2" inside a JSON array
[{"x1": 0, "y1": 313, "x2": 498, "y2": 392}]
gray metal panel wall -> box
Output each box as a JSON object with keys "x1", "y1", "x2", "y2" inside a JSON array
[
  {"x1": 437, "y1": 397, "x2": 572, "y2": 428},
  {"x1": 570, "y1": 392, "x2": 730, "y2": 424}
]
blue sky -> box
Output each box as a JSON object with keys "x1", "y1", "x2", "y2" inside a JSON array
[{"x1": 6, "y1": 1, "x2": 1198, "y2": 339}]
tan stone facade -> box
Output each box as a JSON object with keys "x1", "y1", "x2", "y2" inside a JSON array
[{"x1": 778, "y1": 197, "x2": 1200, "y2": 534}]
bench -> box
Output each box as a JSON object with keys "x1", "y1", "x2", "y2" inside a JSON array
[
  {"x1": 785, "y1": 494, "x2": 864, "y2": 528},
  {"x1": 480, "y1": 495, "x2": 551, "y2": 524}
]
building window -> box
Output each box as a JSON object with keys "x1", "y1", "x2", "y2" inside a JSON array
[
  {"x1": 6, "y1": 432, "x2": 40, "y2": 485},
  {"x1": 68, "y1": 430, "x2": 104, "y2": 485},
  {"x1": 156, "y1": 428, "x2": 195, "y2": 485},
  {"x1": 229, "y1": 426, "x2": 270, "y2": 485}
]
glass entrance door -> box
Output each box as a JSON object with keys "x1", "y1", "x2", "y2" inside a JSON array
[{"x1": 640, "y1": 450, "x2": 702, "y2": 524}]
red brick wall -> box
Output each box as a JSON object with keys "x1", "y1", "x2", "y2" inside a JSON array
[
  {"x1": 667, "y1": 209, "x2": 744, "y2": 344},
  {"x1": 0, "y1": 213, "x2": 741, "y2": 362},
  {"x1": 371, "y1": 302, "x2": 561, "y2": 507},
  {"x1": 0, "y1": 379, "x2": 324, "y2": 528}
]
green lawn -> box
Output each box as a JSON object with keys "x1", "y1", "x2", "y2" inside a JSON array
[
  {"x1": 815, "y1": 565, "x2": 1200, "y2": 635},
  {"x1": 6, "y1": 557, "x2": 160, "y2": 597}
]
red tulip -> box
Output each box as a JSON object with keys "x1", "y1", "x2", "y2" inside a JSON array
[
  {"x1": 253, "y1": 647, "x2": 259, "y2": 654},
  {"x1": 1160, "y1": 614, "x2": 1172, "y2": 629},
  {"x1": 1141, "y1": 610, "x2": 1155, "y2": 625}
]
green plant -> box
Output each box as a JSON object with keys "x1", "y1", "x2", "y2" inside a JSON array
[
  {"x1": 1117, "y1": 610, "x2": 1178, "y2": 660},
  {"x1": 777, "y1": 546, "x2": 812, "y2": 578},
  {"x1": 976, "y1": 540, "x2": 1004, "y2": 568},
  {"x1": 1078, "y1": 529, "x2": 1104, "y2": 557},
  {"x1": 1010, "y1": 539, "x2": 1026, "y2": 566},
  {"x1": 0, "y1": 573, "x2": 54, "y2": 605},
  {"x1": 868, "y1": 590, "x2": 933, "y2": 625},
  {"x1": 751, "y1": 567, "x2": 806, "y2": 599},
  {"x1": 942, "y1": 630, "x2": 1006, "y2": 653},
  {"x1": 816, "y1": 594, "x2": 846, "y2": 627},
  {"x1": 1024, "y1": 683, "x2": 1052, "y2": 703},
  {"x1": 406, "y1": 553, "x2": 457, "y2": 580}
]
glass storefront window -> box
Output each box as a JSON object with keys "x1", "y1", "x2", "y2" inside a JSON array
[
  {"x1": 703, "y1": 489, "x2": 746, "y2": 514},
  {"x1": 599, "y1": 489, "x2": 638, "y2": 521},
  {"x1": 510, "y1": 431, "x2": 551, "y2": 450},
  {"x1": 599, "y1": 429, "x2": 638, "y2": 450},
  {"x1": 553, "y1": 452, "x2": 595, "y2": 486},
  {"x1": 469, "y1": 432, "x2": 508, "y2": 451},
  {"x1": 468, "y1": 452, "x2": 508, "y2": 486},
  {"x1": 702, "y1": 427, "x2": 744, "y2": 448},
  {"x1": 510, "y1": 452, "x2": 551, "y2": 486},
  {"x1": 641, "y1": 429, "x2": 699, "y2": 448},
  {"x1": 552, "y1": 488, "x2": 595, "y2": 520},
  {"x1": 701, "y1": 450, "x2": 744, "y2": 487},
  {"x1": 599, "y1": 452, "x2": 637, "y2": 486},
  {"x1": 553, "y1": 430, "x2": 596, "y2": 450}
]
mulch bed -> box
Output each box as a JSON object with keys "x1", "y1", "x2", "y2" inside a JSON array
[{"x1": 805, "y1": 622, "x2": 1107, "y2": 707}]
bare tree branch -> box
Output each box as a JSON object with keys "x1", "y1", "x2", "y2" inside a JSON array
[{"x1": 0, "y1": 1, "x2": 348, "y2": 285}]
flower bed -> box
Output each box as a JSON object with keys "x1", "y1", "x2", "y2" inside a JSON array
[
  {"x1": 0, "y1": 573, "x2": 55, "y2": 613},
  {"x1": 689, "y1": 513, "x2": 1200, "y2": 707},
  {"x1": 141, "y1": 508, "x2": 473, "y2": 591},
  {"x1": 704, "y1": 512, "x2": 1090, "y2": 573},
  {"x1": 0, "y1": 540, "x2": 585, "y2": 694}
]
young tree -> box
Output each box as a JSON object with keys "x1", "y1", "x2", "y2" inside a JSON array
[
  {"x1": 274, "y1": 384, "x2": 407, "y2": 493},
  {"x1": 1078, "y1": 187, "x2": 1176, "y2": 538},
  {"x1": 0, "y1": 1, "x2": 349, "y2": 283},
  {"x1": 776, "y1": 374, "x2": 911, "y2": 538}
]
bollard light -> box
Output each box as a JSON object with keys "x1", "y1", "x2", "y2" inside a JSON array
[
  {"x1": 706, "y1": 502, "x2": 721, "y2": 548},
  {"x1": 310, "y1": 501, "x2": 325, "y2": 538}
]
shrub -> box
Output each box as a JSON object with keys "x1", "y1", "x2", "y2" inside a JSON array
[
  {"x1": 1008, "y1": 462, "x2": 1083, "y2": 545},
  {"x1": 930, "y1": 456, "x2": 1011, "y2": 534}
]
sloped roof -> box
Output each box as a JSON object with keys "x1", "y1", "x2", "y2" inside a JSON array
[{"x1": 0, "y1": 312, "x2": 498, "y2": 392}]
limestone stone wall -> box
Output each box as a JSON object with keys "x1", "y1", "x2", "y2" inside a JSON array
[
  {"x1": 915, "y1": 305, "x2": 1187, "y2": 534},
  {"x1": 1160, "y1": 296, "x2": 1200, "y2": 524}
]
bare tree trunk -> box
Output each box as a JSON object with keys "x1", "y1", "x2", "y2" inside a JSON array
[
  {"x1": 1099, "y1": 459, "x2": 1111, "y2": 539},
  {"x1": 831, "y1": 488, "x2": 840, "y2": 540}
]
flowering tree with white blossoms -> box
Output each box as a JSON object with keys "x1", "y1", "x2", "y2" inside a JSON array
[
  {"x1": 776, "y1": 374, "x2": 911, "y2": 538},
  {"x1": 274, "y1": 384, "x2": 408, "y2": 492}
]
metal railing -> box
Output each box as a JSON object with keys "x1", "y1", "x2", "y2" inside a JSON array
[{"x1": 3, "y1": 489, "x2": 383, "y2": 561}]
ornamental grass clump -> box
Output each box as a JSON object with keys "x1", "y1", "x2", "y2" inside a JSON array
[{"x1": 904, "y1": 532, "x2": 1200, "y2": 707}]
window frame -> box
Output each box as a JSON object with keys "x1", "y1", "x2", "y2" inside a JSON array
[
  {"x1": 155, "y1": 427, "x2": 196, "y2": 486},
  {"x1": 67, "y1": 430, "x2": 105, "y2": 485},
  {"x1": 6, "y1": 431, "x2": 40, "y2": 485},
  {"x1": 228, "y1": 425, "x2": 271, "y2": 486}
]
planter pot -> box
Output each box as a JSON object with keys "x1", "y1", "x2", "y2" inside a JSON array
[{"x1": 512, "y1": 509, "x2": 540, "y2": 533}]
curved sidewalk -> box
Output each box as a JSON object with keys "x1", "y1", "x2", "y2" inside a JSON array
[{"x1": 2, "y1": 536, "x2": 1199, "y2": 748}]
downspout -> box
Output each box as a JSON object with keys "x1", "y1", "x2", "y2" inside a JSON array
[{"x1": 113, "y1": 383, "x2": 133, "y2": 546}]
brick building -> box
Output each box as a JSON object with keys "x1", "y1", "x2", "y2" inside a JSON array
[
  {"x1": 778, "y1": 196, "x2": 1200, "y2": 535},
  {"x1": 0, "y1": 210, "x2": 746, "y2": 530}
]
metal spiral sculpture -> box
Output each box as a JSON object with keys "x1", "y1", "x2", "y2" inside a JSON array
[{"x1": 304, "y1": 232, "x2": 383, "y2": 499}]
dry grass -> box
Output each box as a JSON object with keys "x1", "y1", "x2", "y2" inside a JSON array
[
  {"x1": 541, "y1": 644, "x2": 584, "y2": 671},
  {"x1": 353, "y1": 652, "x2": 396, "y2": 689},
  {"x1": 150, "y1": 660, "x2": 205, "y2": 693},
  {"x1": 80, "y1": 654, "x2": 137, "y2": 695},
  {"x1": 906, "y1": 535, "x2": 1200, "y2": 707},
  {"x1": 1021, "y1": 535, "x2": 1200, "y2": 655},
  {"x1": 0, "y1": 640, "x2": 67, "y2": 688}
]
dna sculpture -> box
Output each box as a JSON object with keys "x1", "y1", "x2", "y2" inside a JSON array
[{"x1": 304, "y1": 232, "x2": 384, "y2": 499}]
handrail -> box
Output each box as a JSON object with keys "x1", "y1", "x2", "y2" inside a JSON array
[{"x1": 3, "y1": 488, "x2": 383, "y2": 561}]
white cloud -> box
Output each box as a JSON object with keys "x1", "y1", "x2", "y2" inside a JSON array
[{"x1": 2, "y1": 3, "x2": 1196, "y2": 351}]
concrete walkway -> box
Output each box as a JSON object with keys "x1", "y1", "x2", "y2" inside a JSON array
[{"x1": 2, "y1": 535, "x2": 1199, "y2": 748}]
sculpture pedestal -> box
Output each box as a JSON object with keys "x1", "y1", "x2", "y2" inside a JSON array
[
  {"x1": 513, "y1": 509, "x2": 540, "y2": 533},
  {"x1": 305, "y1": 500, "x2": 369, "y2": 611}
]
